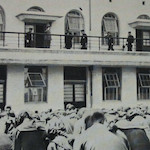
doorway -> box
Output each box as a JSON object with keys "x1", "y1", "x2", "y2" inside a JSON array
[
  {"x1": 136, "y1": 29, "x2": 150, "y2": 51},
  {"x1": 25, "y1": 23, "x2": 46, "y2": 48}
]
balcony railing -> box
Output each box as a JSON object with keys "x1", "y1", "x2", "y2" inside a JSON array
[{"x1": 0, "y1": 31, "x2": 150, "y2": 52}]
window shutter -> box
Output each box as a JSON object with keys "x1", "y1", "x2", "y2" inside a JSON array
[
  {"x1": 104, "y1": 18, "x2": 118, "y2": 33},
  {"x1": 67, "y1": 15, "x2": 80, "y2": 31},
  {"x1": 139, "y1": 74, "x2": 150, "y2": 87},
  {"x1": 104, "y1": 73, "x2": 120, "y2": 87},
  {"x1": 0, "y1": 14, "x2": 3, "y2": 25}
]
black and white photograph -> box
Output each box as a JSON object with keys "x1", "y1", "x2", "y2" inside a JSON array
[{"x1": 0, "y1": 0, "x2": 150, "y2": 149}]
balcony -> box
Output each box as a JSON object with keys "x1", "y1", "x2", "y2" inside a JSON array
[{"x1": 0, "y1": 31, "x2": 150, "y2": 66}]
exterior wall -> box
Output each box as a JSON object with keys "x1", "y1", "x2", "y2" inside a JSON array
[
  {"x1": 2, "y1": 0, "x2": 150, "y2": 110},
  {"x1": 6, "y1": 65, "x2": 64, "y2": 113},
  {"x1": 121, "y1": 67, "x2": 137, "y2": 107},
  {"x1": 92, "y1": 66, "x2": 103, "y2": 108},
  {"x1": 47, "y1": 66, "x2": 64, "y2": 110},
  {"x1": 6, "y1": 65, "x2": 24, "y2": 112},
  {"x1": 92, "y1": 66, "x2": 150, "y2": 109},
  {"x1": 0, "y1": 0, "x2": 150, "y2": 37}
]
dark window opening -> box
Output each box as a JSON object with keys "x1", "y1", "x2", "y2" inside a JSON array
[{"x1": 64, "y1": 67, "x2": 86, "y2": 108}]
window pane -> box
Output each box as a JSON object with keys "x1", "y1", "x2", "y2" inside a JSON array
[
  {"x1": 28, "y1": 73, "x2": 46, "y2": 87},
  {"x1": 104, "y1": 18, "x2": 118, "y2": 33},
  {"x1": 139, "y1": 74, "x2": 150, "y2": 87},
  {"x1": 104, "y1": 73, "x2": 120, "y2": 87},
  {"x1": 24, "y1": 67, "x2": 47, "y2": 103},
  {"x1": 0, "y1": 14, "x2": 2, "y2": 24},
  {"x1": 68, "y1": 16, "x2": 80, "y2": 31},
  {"x1": 64, "y1": 84, "x2": 73, "y2": 102},
  {"x1": 143, "y1": 32, "x2": 150, "y2": 46}
]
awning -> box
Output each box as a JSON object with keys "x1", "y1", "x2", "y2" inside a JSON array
[
  {"x1": 129, "y1": 19, "x2": 150, "y2": 30},
  {"x1": 16, "y1": 12, "x2": 62, "y2": 23}
]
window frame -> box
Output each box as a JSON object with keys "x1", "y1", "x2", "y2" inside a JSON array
[
  {"x1": 103, "y1": 68, "x2": 121, "y2": 101},
  {"x1": 65, "y1": 10, "x2": 84, "y2": 44},
  {"x1": 102, "y1": 13, "x2": 119, "y2": 45},
  {"x1": 27, "y1": 72, "x2": 46, "y2": 87},
  {"x1": 137, "y1": 69, "x2": 150, "y2": 100},
  {"x1": 0, "y1": 6, "x2": 5, "y2": 41},
  {"x1": 24, "y1": 66, "x2": 47, "y2": 103}
]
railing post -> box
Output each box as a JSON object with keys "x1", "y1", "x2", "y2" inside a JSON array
[
  {"x1": 18, "y1": 33, "x2": 20, "y2": 48},
  {"x1": 73, "y1": 36, "x2": 75, "y2": 49},
  {"x1": 122, "y1": 38, "x2": 125, "y2": 51},
  {"x1": 89, "y1": 37, "x2": 91, "y2": 50},
  {"x1": 3, "y1": 32, "x2": 5, "y2": 47},
  {"x1": 99, "y1": 37, "x2": 100, "y2": 50},
  {"x1": 60, "y1": 35, "x2": 62, "y2": 49}
]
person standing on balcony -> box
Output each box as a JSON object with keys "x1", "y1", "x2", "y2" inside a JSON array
[
  {"x1": 127, "y1": 32, "x2": 134, "y2": 51},
  {"x1": 44, "y1": 23, "x2": 51, "y2": 48},
  {"x1": 65, "y1": 31, "x2": 73, "y2": 49},
  {"x1": 105, "y1": 32, "x2": 114, "y2": 51},
  {"x1": 25, "y1": 28, "x2": 33, "y2": 47},
  {"x1": 80, "y1": 30, "x2": 88, "y2": 49}
]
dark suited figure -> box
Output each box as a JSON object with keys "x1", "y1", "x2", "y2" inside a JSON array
[
  {"x1": 25, "y1": 28, "x2": 33, "y2": 47},
  {"x1": 80, "y1": 30, "x2": 88, "y2": 49},
  {"x1": 119, "y1": 128, "x2": 150, "y2": 150},
  {"x1": 127, "y1": 31, "x2": 134, "y2": 51},
  {"x1": 65, "y1": 32, "x2": 73, "y2": 49},
  {"x1": 105, "y1": 32, "x2": 114, "y2": 50}
]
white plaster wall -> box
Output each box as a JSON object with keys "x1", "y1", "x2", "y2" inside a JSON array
[
  {"x1": 47, "y1": 66, "x2": 64, "y2": 110},
  {"x1": 6, "y1": 65, "x2": 24, "y2": 112},
  {"x1": 0, "y1": 0, "x2": 149, "y2": 50},
  {"x1": 92, "y1": 66, "x2": 103, "y2": 108},
  {"x1": 6, "y1": 65, "x2": 64, "y2": 113},
  {"x1": 0, "y1": 0, "x2": 149, "y2": 37},
  {"x1": 121, "y1": 67, "x2": 137, "y2": 107},
  {"x1": 86, "y1": 68, "x2": 91, "y2": 108}
]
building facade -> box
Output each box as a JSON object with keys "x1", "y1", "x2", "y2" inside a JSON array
[{"x1": 0, "y1": 0, "x2": 150, "y2": 113}]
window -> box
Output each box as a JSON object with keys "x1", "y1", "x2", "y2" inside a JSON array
[
  {"x1": 102, "y1": 13, "x2": 119, "y2": 45},
  {"x1": 137, "y1": 68, "x2": 150, "y2": 100},
  {"x1": 27, "y1": 6, "x2": 44, "y2": 12},
  {"x1": 65, "y1": 10, "x2": 84, "y2": 43},
  {"x1": 27, "y1": 73, "x2": 46, "y2": 87},
  {"x1": 137, "y1": 15, "x2": 150, "y2": 20},
  {"x1": 24, "y1": 66, "x2": 47, "y2": 103},
  {"x1": 103, "y1": 68, "x2": 121, "y2": 100},
  {"x1": 0, "y1": 6, "x2": 5, "y2": 40},
  {"x1": 143, "y1": 31, "x2": 150, "y2": 46}
]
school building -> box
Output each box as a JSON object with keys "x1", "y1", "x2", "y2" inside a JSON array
[{"x1": 0, "y1": 0, "x2": 150, "y2": 113}]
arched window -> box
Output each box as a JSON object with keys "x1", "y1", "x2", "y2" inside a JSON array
[
  {"x1": 137, "y1": 14, "x2": 150, "y2": 20},
  {"x1": 27, "y1": 6, "x2": 45, "y2": 12},
  {"x1": 0, "y1": 6, "x2": 5, "y2": 40},
  {"x1": 102, "y1": 13, "x2": 119, "y2": 45},
  {"x1": 65, "y1": 10, "x2": 84, "y2": 43}
]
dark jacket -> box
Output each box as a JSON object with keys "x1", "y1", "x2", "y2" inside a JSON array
[
  {"x1": 14, "y1": 130, "x2": 47, "y2": 150},
  {"x1": 81, "y1": 33, "x2": 87, "y2": 46},
  {"x1": 127, "y1": 35, "x2": 134, "y2": 44},
  {"x1": 65, "y1": 34, "x2": 73, "y2": 49},
  {"x1": 120, "y1": 128, "x2": 150, "y2": 150},
  {"x1": 106, "y1": 34, "x2": 114, "y2": 44}
]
